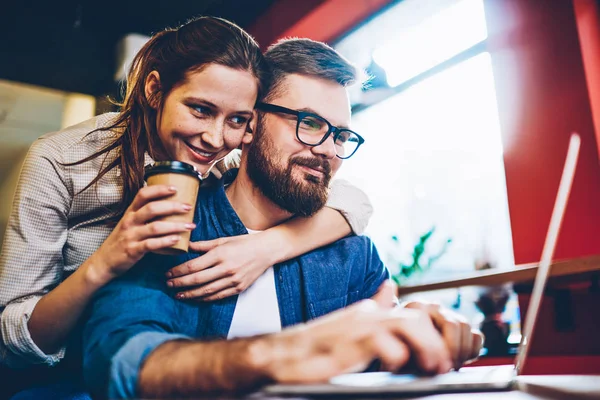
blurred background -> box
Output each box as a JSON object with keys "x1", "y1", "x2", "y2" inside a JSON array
[{"x1": 1, "y1": 0, "x2": 600, "y2": 362}]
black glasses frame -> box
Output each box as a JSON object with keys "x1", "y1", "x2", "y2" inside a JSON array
[{"x1": 256, "y1": 102, "x2": 365, "y2": 159}]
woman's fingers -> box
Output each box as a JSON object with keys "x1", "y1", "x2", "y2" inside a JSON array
[
  {"x1": 175, "y1": 276, "x2": 235, "y2": 300},
  {"x1": 167, "y1": 261, "x2": 226, "y2": 288},
  {"x1": 128, "y1": 185, "x2": 177, "y2": 212},
  {"x1": 167, "y1": 251, "x2": 220, "y2": 279},
  {"x1": 140, "y1": 234, "x2": 182, "y2": 252},
  {"x1": 137, "y1": 221, "x2": 195, "y2": 240},
  {"x1": 188, "y1": 237, "x2": 235, "y2": 253},
  {"x1": 134, "y1": 200, "x2": 192, "y2": 224},
  {"x1": 196, "y1": 286, "x2": 241, "y2": 302}
]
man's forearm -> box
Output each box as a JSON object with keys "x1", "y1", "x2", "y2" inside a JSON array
[{"x1": 138, "y1": 337, "x2": 275, "y2": 397}]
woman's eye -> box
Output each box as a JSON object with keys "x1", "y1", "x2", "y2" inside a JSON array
[
  {"x1": 230, "y1": 116, "x2": 248, "y2": 126},
  {"x1": 191, "y1": 105, "x2": 211, "y2": 116}
]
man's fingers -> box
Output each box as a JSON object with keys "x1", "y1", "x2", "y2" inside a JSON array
[
  {"x1": 470, "y1": 329, "x2": 484, "y2": 360},
  {"x1": 459, "y1": 320, "x2": 473, "y2": 367},
  {"x1": 371, "y1": 281, "x2": 397, "y2": 309},
  {"x1": 367, "y1": 331, "x2": 411, "y2": 372},
  {"x1": 405, "y1": 302, "x2": 475, "y2": 369},
  {"x1": 166, "y1": 252, "x2": 219, "y2": 279},
  {"x1": 420, "y1": 306, "x2": 460, "y2": 369},
  {"x1": 387, "y1": 309, "x2": 452, "y2": 374}
]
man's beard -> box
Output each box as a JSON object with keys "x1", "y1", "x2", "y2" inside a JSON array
[{"x1": 246, "y1": 129, "x2": 332, "y2": 217}]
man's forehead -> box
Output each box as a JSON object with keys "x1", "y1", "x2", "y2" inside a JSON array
[{"x1": 272, "y1": 74, "x2": 352, "y2": 127}]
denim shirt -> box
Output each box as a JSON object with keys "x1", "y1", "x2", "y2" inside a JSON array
[{"x1": 82, "y1": 171, "x2": 389, "y2": 398}]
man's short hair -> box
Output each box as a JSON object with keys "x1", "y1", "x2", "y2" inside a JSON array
[{"x1": 263, "y1": 38, "x2": 357, "y2": 101}]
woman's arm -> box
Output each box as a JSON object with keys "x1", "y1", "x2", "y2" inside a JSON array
[
  {"x1": 27, "y1": 184, "x2": 196, "y2": 357},
  {"x1": 1, "y1": 136, "x2": 195, "y2": 366},
  {"x1": 0, "y1": 138, "x2": 75, "y2": 366},
  {"x1": 166, "y1": 179, "x2": 374, "y2": 300}
]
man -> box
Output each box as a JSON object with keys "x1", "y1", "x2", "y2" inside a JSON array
[{"x1": 83, "y1": 38, "x2": 482, "y2": 399}]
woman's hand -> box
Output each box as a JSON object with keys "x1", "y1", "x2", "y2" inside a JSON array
[
  {"x1": 90, "y1": 185, "x2": 196, "y2": 284},
  {"x1": 166, "y1": 233, "x2": 275, "y2": 301}
]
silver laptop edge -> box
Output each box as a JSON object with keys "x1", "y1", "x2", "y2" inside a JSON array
[{"x1": 514, "y1": 132, "x2": 580, "y2": 375}]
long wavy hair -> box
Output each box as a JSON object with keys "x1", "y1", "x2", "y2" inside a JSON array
[{"x1": 69, "y1": 16, "x2": 268, "y2": 223}]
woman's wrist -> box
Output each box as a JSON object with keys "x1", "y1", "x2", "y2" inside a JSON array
[
  {"x1": 81, "y1": 252, "x2": 116, "y2": 289},
  {"x1": 259, "y1": 226, "x2": 294, "y2": 265}
]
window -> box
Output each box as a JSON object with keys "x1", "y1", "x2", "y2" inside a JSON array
[{"x1": 334, "y1": 0, "x2": 519, "y2": 337}]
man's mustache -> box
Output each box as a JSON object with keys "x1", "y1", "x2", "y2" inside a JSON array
[{"x1": 290, "y1": 156, "x2": 332, "y2": 178}]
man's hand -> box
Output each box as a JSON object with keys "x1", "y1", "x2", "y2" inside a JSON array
[
  {"x1": 251, "y1": 297, "x2": 454, "y2": 384},
  {"x1": 402, "y1": 301, "x2": 484, "y2": 369},
  {"x1": 139, "y1": 285, "x2": 461, "y2": 397}
]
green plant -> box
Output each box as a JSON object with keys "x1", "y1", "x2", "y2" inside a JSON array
[{"x1": 391, "y1": 227, "x2": 452, "y2": 285}]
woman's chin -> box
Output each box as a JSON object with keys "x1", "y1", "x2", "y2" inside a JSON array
[{"x1": 188, "y1": 160, "x2": 211, "y2": 175}]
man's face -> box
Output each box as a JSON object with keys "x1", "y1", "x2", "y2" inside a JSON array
[{"x1": 245, "y1": 74, "x2": 351, "y2": 217}]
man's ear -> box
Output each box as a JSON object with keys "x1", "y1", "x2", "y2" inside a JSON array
[{"x1": 144, "y1": 71, "x2": 162, "y2": 109}]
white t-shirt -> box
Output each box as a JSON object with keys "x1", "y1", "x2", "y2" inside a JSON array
[{"x1": 227, "y1": 229, "x2": 282, "y2": 339}]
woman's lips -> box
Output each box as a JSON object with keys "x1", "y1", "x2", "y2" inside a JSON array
[{"x1": 184, "y1": 141, "x2": 219, "y2": 164}]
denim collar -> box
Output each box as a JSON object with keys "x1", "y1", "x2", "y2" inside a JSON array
[{"x1": 195, "y1": 168, "x2": 247, "y2": 239}]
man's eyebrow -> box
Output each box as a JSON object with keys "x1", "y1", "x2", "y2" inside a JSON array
[
  {"x1": 296, "y1": 107, "x2": 350, "y2": 129},
  {"x1": 184, "y1": 97, "x2": 253, "y2": 115}
]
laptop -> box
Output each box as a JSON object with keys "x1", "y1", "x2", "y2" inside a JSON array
[{"x1": 264, "y1": 133, "x2": 581, "y2": 396}]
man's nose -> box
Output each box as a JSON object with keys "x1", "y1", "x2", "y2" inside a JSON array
[
  {"x1": 311, "y1": 135, "x2": 336, "y2": 159},
  {"x1": 202, "y1": 119, "x2": 225, "y2": 149}
]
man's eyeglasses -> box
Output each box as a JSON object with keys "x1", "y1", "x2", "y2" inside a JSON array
[{"x1": 256, "y1": 102, "x2": 364, "y2": 159}]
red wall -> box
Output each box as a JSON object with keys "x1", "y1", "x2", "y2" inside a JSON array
[
  {"x1": 485, "y1": 0, "x2": 600, "y2": 363},
  {"x1": 484, "y1": 0, "x2": 600, "y2": 265},
  {"x1": 248, "y1": 0, "x2": 394, "y2": 46},
  {"x1": 574, "y1": 0, "x2": 600, "y2": 161},
  {"x1": 247, "y1": 0, "x2": 328, "y2": 48}
]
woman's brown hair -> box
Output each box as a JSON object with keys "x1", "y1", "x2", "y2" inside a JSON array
[{"x1": 70, "y1": 16, "x2": 268, "y2": 223}]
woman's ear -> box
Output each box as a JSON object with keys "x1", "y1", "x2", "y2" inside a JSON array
[{"x1": 144, "y1": 71, "x2": 161, "y2": 109}]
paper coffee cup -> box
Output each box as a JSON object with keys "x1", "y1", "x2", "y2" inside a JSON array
[{"x1": 144, "y1": 161, "x2": 201, "y2": 255}]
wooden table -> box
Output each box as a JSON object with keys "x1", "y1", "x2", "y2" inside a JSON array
[{"x1": 396, "y1": 255, "x2": 600, "y2": 296}]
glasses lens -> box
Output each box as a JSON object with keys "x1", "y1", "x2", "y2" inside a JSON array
[
  {"x1": 297, "y1": 115, "x2": 329, "y2": 145},
  {"x1": 334, "y1": 130, "x2": 361, "y2": 159}
]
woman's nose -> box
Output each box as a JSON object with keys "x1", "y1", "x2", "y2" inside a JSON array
[{"x1": 202, "y1": 120, "x2": 225, "y2": 149}]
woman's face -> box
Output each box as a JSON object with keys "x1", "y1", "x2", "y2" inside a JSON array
[{"x1": 150, "y1": 64, "x2": 258, "y2": 174}]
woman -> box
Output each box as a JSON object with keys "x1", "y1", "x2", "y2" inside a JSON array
[{"x1": 0, "y1": 16, "x2": 371, "y2": 397}]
